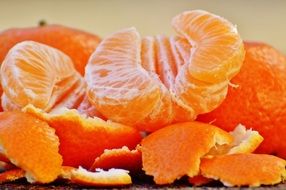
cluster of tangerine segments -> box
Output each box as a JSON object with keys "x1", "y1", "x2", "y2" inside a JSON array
[
  {"x1": 85, "y1": 10, "x2": 245, "y2": 131},
  {"x1": 0, "y1": 9, "x2": 285, "y2": 188}
]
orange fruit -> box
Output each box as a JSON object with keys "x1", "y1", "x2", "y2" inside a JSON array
[
  {"x1": 141, "y1": 121, "x2": 233, "y2": 184},
  {"x1": 0, "y1": 111, "x2": 62, "y2": 183},
  {"x1": 0, "y1": 41, "x2": 85, "y2": 112},
  {"x1": 23, "y1": 105, "x2": 142, "y2": 168},
  {"x1": 61, "y1": 166, "x2": 132, "y2": 187},
  {"x1": 89, "y1": 146, "x2": 142, "y2": 173},
  {"x1": 197, "y1": 42, "x2": 286, "y2": 158},
  {"x1": 0, "y1": 169, "x2": 25, "y2": 184},
  {"x1": 85, "y1": 10, "x2": 244, "y2": 131},
  {"x1": 0, "y1": 24, "x2": 101, "y2": 75},
  {"x1": 200, "y1": 154, "x2": 286, "y2": 187}
]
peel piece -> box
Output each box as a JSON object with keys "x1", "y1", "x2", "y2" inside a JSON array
[
  {"x1": 23, "y1": 104, "x2": 142, "y2": 168},
  {"x1": 141, "y1": 121, "x2": 233, "y2": 184},
  {"x1": 90, "y1": 146, "x2": 142, "y2": 172},
  {"x1": 201, "y1": 154, "x2": 286, "y2": 187}
]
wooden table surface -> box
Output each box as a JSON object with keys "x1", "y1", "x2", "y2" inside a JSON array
[{"x1": 0, "y1": 176, "x2": 285, "y2": 190}]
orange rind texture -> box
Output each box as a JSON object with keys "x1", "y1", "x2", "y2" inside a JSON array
[
  {"x1": 0, "y1": 111, "x2": 62, "y2": 183},
  {"x1": 23, "y1": 105, "x2": 142, "y2": 168},
  {"x1": 85, "y1": 10, "x2": 245, "y2": 131},
  {"x1": 89, "y1": 146, "x2": 142, "y2": 172},
  {"x1": 0, "y1": 169, "x2": 25, "y2": 184},
  {"x1": 141, "y1": 121, "x2": 233, "y2": 184},
  {"x1": 200, "y1": 154, "x2": 286, "y2": 187}
]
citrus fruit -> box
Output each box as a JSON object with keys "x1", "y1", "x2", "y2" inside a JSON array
[
  {"x1": 89, "y1": 146, "x2": 142, "y2": 172},
  {"x1": 0, "y1": 169, "x2": 25, "y2": 184},
  {"x1": 62, "y1": 166, "x2": 132, "y2": 187},
  {"x1": 1, "y1": 41, "x2": 85, "y2": 112},
  {"x1": 197, "y1": 42, "x2": 286, "y2": 158},
  {"x1": 23, "y1": 105, "x2": 142, "y2": 168},
  {"x1": 200, "y1": 154, "x2": 286, "y2": 187},
  {"x1": 0, "y1": 24, "x2": 101, "y2": 75},
  {"x1": 85, "y1": 10, "x2": 244, "y2": 131},
  {"x1": 141, "y1": 121, "x2": 233, "y2": 184},
  {"x1": 0, "y1": 111, "x2": 62, "y2": 183}
]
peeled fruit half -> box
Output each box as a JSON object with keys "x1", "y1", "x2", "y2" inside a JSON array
[{"x1": 85, "y1": 10, "x2": 245, "y2": 131}]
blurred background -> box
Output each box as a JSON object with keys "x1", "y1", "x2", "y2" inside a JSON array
[{"x1": 0, "y1": 0, "x2": 285, "y2": 53}]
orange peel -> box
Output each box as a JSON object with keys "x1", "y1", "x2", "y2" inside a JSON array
[
  {"x1": 141, "y1": 121, "x2": 233, "y2": 184},
  {"x1": 0, "y1": 111, "x2": 62, "y2": 183},
  {"x1": 0, "y1": 169, "x2": 25, "y2": 184},
  {"x1": 23, "y1": 104, "x2": 142, "y2": 168},
  {"x1": 61, "y1": 166, "x2": 131, "y2": 187},
  {"x1": 200, "y1": 154, "x2": 286, "y2": 187},
  {"x1": 90, "y1": 146, "x2": 142, "y2": 172}
]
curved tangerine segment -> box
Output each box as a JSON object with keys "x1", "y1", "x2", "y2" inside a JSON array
[
  {"x1": 172, "y1": 10, "x2": 245, "y2": 83},
  {"x1": 85, "y1": 28, "x2": 169, "y2": 126},
  {"x1": 0, "y1": 111, "x2": 62, "y2": 183},
  {"x1": 0, "y1": 169, "x2": 25, "y2": 184},
  {"x1": 0, "y1": 41, "x2": 85, "y2": 112},
  {"x1": 23, "y1": 105, "x2": 142, "y2": 168},
  {"x1": 62, "y1": 166, "x2": 132, "y2": 187},
  {"x1": 89, "y1": 146, "x2": 142, "y2": 172},
  {"x1": 141, "y1": 121, "x2": 233, "y2": 184},
  {"x1": 200, "y1": 154, "x2": 286, "y2": 187},
  {"x1": 170, "y1": 10, "x2": 245, "y2": 115}
]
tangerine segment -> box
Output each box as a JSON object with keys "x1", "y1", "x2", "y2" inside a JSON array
[
  {"x1": 89, "y1": 146, "x2": 142, "y2": 172},
  {"x1": 0, "y1": 24, "x2": 101, "y2": 75},
  {"x1": 0, "y1": 41, "x2": 85, "y2": 112},
  {"x1": 200, "y1": 154, "x2": 286, "y2": 187},
  {"x1": 85, "y1": 10, "x2": 244, "y2": 131},
  {"x1": 23, "y1": 105, "x2": 142, "y2": 168},
  {"x1": 0, "y1": 169, "x2": 25, "y2": 184},
  {"x1": 63, "y1": 167, "x2": 132, "y2": 187},
  {"x1": 0, "y1": 112, "x2": 62, "y2": 183},
  {"x1": 85, "y1": 28, "x2": 164, "y2": 126},
  {"x1": 172, "y1": 10, "x2": 245, "y2": 83},
  {"x1": 141, "y1": 122, "x2": 233, "y2": 184}
]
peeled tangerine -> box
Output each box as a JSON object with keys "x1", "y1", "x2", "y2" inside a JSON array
[{"x1": 85, "y1": 10, "x2": 245, "y2": 131}]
